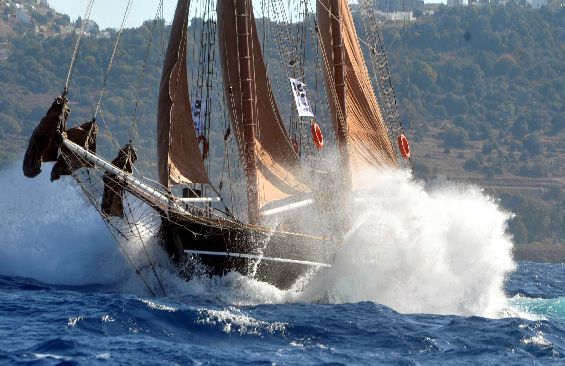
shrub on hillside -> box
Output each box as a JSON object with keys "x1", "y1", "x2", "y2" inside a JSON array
[
  {"x1": 443, "y1": 127, "x2": 468, "y2": 148},
  {"x1": 463, "y1": 158, "x2": 480, "y2": 171}
]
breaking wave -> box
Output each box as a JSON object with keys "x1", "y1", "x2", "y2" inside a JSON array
[
  {"x1": 0, "y1": 163, "x2": 516, "y2": 317},
  {"x1": 0, "y1": 163, "x2": 126, "y2": 285},
  {"x1": 300, "y1": 168, "x2": 516, "y2": 318}
]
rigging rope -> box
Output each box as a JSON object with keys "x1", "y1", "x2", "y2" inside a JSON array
[
  {"x1": 358, "y1": 0, "x2": 412, "y2": 169},
  {"x1": 73, "y1": 0, "x2": 170, "y2": 296},
  {"x1": 93, "y1": 0, "x2": 134, "y2": 120},
  {"x1": 124, "y1": 196, "x2": 167, "y2": 297},
  {"x1": 129, "y1": 0, "x2": 165, "y2": 143},
  {"x1": 64, "y1": 152, "x2": 158, "y2": 297},
  {"x1": 64, "y1": 0, "x2": 95, "y2": 94}
]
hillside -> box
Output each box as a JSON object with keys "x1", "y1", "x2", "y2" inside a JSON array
[
  {"x1": 377, "y1": 4, "x2": 565, "y2": 245},
  {"x1": 1, "y1": 1, "x2": 73, "y2": 39},
  {"x1": 0, "y1": 3, "x2": 564, "y2": 246}
]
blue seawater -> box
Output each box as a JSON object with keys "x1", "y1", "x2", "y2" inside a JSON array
[
  {"x1": 1, "y1": 165, "x2": 564, "y2": 364},
  {"x1": 0, "y1": 262, "x2": 564, "y2": 365}
]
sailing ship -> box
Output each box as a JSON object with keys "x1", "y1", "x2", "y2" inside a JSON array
[{"x1": 22, "y1": 0, "x2": 411, "y2": 294}]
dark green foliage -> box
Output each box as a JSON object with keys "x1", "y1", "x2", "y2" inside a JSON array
[
  {"x1": 522, "y1": 134, "x2": 542, "y2": 156},
  {"x1": 373, "y1": 5, "x2": 565, "y2": 245},
  {"x1": 463, "y1": 158, "x2": 480, "y2": 171},
  {"x1": 0, "y1": 5, "x2": 564, "y2": 245},
  {"x1": 515, "y1": 162, "x2": 548, "y2": 178},
  {"x1": 380, "y1": 5, "x2": 564, "y2": 143},
  {"x1": 502, "y1": 192, "x2": 564, "y2": 245},
  {"x1": 443, "y1": 127, "x2": 468, "y2": 148}
]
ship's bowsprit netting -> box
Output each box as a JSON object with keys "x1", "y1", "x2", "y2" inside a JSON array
[
  {"x1": 64, "y1": 155, "x2": 161, "y2": 241},
  {"x1": 60, "y1": 149, "x2": 166, "y2": 296}
]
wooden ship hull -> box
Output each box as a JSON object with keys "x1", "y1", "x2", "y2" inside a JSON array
[
  {"x1": 22, "y1": 0, "x2": 410, "y2": 294},
  {"x1": 160, "y1": 215, "x2": 327, "y2": 289},
  {"x1": 58, "y1": 138, "x2": 330, "y2": 291}
]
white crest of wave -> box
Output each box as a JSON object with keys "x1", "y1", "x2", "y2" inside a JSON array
[
  {"x1": 300, "y1": 168, "x2": 516, "y2": 317},
  {"x1": 0, "y1": 163, "x2": 517, "y2": 317}
]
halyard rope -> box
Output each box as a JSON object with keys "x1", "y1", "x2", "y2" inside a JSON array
[{"x1": 65, "y1": 0, "x2": 95, "y2": 93}]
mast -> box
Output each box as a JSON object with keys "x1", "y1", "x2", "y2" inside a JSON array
[
  {"x1": 317, "y1": 0, "x2": 398, "y2": 190},
  {"x1": 218, "y1": 0, "x2": 311, "y2": 224},
  {"x1": 329, "y1": 0, "x2": 351, "y2": 189},
  {"x1": 235, "y1": 0, "x2": 259, "y2": 223},
  {"x1": 157, "y1": 0, "x2": 210, "y2": 189}
]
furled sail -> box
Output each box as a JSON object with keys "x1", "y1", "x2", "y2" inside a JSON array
[
  {"x1": 218, "y1": 0, "x2": 310, "y2": 220},
  {"x1": 157, "y1": 0, "x2": 210, "y2": 188},
  {"x1": 317, "y1": 0, "x2": 397, "y2": 190},
  {"x1": 23, "y1": 96, "x2": 70, "y2": 178}
]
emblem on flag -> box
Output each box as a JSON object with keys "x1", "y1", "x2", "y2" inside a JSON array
[
  {"x1": 290, "y1": 78, "x2": 314, "y2": 117},
  {"x1": 192, "y1": 98, "x2": 205, "y2": 135}
]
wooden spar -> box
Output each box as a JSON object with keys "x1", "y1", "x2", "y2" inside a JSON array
[
  {"x1": 63, "y1": 138, "x2": 326, "y2": 240},
  {"x1": 331, "y1": 0, "x2": 346, "y2": 122},
  {"x1": 261, "y1": 198, "x2": 314, "y2": 217},
  {"x1": 329, "y1": 0, "x2": 351, "y2": 189},
  {"x1": 179, "y1": 197, "x2": 221, "y2": 203},
  {"x1": 62, "y1": 138, "x2": 192, "y2": 216},
  {"x1": 235, "y1": 0, "x2": 259, "y2": 224},
  {"x1": 184, "y1": 249, "x2": 331, "y2": 268}
]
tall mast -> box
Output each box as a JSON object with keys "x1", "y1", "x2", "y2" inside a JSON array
[
  {"x1": 317, "y1": 0, "x2": 397, "y2": 190},
  {"x1": 236, "y1": 0, "x2": 259, "y2": 223},
  {"x1": 157, "y1": 0, "x2": 210, "y2": 189},
  {"x1": 218, "y1": 0, "x2": 311, "y2": 222},
  {"x1": 330, "y1": 0, "x2": 346, "y2": 145},
  {"x1": 330, "y1": 0, "x2": 351, "y2": 189}
]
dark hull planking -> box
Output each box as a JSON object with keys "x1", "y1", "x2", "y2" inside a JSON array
[{"x1": 160, "y1": 214, "x2": 326, "y2": 290}]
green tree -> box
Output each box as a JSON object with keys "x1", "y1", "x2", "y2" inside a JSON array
[{"x1": 443, "y1": 127, "x2": 468, "y2": 148}]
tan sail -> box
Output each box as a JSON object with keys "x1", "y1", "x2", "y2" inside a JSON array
[
  {"x1": 317, "y1": 0, "x2": 397, "y2": 190},
  {"x1": 157, "y1": 0, "x2": 210, "y2": 188},
  {"x1": 218, "y1": 0, "x2": 309, "y2": 219}
]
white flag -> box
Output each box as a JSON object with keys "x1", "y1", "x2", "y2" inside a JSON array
[
  {"x1": 290, "y1": 78, "x2": 314, "y2": 117},
  {"x1": 192, "y1": 98, "x2": 205, "y2": 135}
]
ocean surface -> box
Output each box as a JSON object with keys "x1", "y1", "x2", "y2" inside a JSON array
[
  {"x1": 1, "y1": 165, "x2": 564, "y2": 365},
  {"x1": 1, "y1": 262, "x2": 564, "y2": 365}
]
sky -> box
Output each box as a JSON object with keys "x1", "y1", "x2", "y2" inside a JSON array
[
  {"x1": 46, "y1": 0, "x2": 443, "y2": 30},
  {"x1": 48, "y1": 0, "x2": 178, "y2": 29},
  {"x1": 47, "y1": 0, "x2": 315, "y2": 29}
]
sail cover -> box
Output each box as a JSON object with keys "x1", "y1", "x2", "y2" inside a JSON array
[
  {"x1": 218, "y1": 0, "x2": 309, "y2": 210},
  {"x1": 157, "y1": 0, "x2": 210, "y2": 188},
  {"x1": 317, "y1": 0, "x2": 397, "y2": 189}
]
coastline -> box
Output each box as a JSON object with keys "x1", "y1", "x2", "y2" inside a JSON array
[{"x1": 514, "y1": 244, "x2": 565, "y2": 263}]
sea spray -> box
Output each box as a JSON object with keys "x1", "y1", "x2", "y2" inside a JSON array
[
  {"x1": 300, "y1": 168, "x2": 516, "y2": 317},
  {"x1": 0, "y1": 163, "x2": 171, "y2": 290},
  {"x1": 0, "y1": 163, "x2": 518, "y2": 317}
]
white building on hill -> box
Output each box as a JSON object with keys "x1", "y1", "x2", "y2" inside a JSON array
[
  {"x1": 526, "y1": 0, "x2": 547, "y2": 8},
  {"x1": 447, "y1": 0, "x2": 467, "y2": 6},
  {"x1": 0, "y1": 42, "x2": 9, "y2": 61},
  {"x1": 375, "y1": 10, "x2": 415, "y2": 21}
]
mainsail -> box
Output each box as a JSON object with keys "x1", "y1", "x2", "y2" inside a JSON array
[
  {"x1": 317, "y1": 0, "x2": 397, "y2": 190},
  {"x1": 218, "y1": 0, "x2": 310, "y2": 221},
  {"x1": 157, "y1": 0, "x2": 210, "y2": 188}
]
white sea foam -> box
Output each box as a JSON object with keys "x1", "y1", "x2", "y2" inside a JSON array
[
  {"x1": 521, "y1": 331, "x2": 552, "y2": 347},
  {"x1": 196, "y1": 307, "x2": 288, "y2": 335},
  {"x1": 0, "y1": 163, "x2": 517, "y2": 317},
  {"x1": 300, "y1": 168, "x2": 516, "y2": 318}
]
